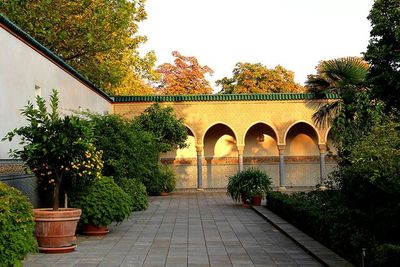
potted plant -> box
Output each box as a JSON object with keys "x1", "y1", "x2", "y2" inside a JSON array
[
  {"x1": 70, "y1": 176, "x2": 133, "y2": 236},
  {"x1": 3, "y1": 90, "x2": 98, "y2": 253},
  {"x1": 227, "y1": 168, "x2": 272, "y2": 206}
]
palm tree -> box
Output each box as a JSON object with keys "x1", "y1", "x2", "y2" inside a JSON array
[{"x1": 306, "y1": 57, "x2": 369, "y2": 127}]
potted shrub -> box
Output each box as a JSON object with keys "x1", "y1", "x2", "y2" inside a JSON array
[
  {"x1": 70, "y1": 176, "x2": 132, "y2": 236},
  {"x1": 227, "y1": 168, "x2": 272, "y2": 206},
  {"x1": 3, "y1": 90, "x2": 99, "y2": 253}
]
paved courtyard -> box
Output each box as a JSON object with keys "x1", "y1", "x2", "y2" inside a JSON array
[{"x1": 23, "y1": 192, "x2": 321, "y2": 267}]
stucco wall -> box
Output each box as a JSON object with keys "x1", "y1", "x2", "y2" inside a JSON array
[{"x1": 0, "y1": 26, "x2": 112, "y2": 159}]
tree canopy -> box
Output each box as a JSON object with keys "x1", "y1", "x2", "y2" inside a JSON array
[
  {"x1": 305, "y1": 57, "x2": 370, "y2": 126},
  {"x1": 155, "y1": 51, "x2": 214, "y2": 95},
  {"x1": 364, "y1": 0, "x2": 400, "y2": 112},
  {"x1": 0, "y1": 0, "x2": 157, "y2": 95},
  {"x1": 216, "y1": 63, "x2": 305, "y2": 94}
]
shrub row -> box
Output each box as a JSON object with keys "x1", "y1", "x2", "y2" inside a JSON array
[{"x1": 266, "y1": 191, "x2": 400, "y2": 266}]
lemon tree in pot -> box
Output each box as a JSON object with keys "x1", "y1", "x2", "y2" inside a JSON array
[
  {"x1": 3, "y1": 90, "x2": 99, "y2": 253},
  {"x1": 70, "y1": 176, "x2": 132, "y2": 236}
]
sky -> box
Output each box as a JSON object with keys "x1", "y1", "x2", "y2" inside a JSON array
[{"x1": 138, "y1": 0, "x2": 375, "y2": 92}]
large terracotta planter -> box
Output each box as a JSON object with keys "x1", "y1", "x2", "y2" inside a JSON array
[
  {"x1": 82, "y1": 224, "x2": 109, "y2": 236},
  {"x1": 251, "y1": 195, "x2": 262, "y2": 206},
  {"x1": 34, "y1": 208, "x2": 81, "y2": 253}
]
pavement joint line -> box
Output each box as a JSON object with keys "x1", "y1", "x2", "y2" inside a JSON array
[{"x1": 251, "y1": 205, "x2": 354, "y2": 267}]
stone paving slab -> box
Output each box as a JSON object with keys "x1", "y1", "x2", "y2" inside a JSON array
[
  {"x1": 252, "y1": 206, "x2": 354, "y2": 267},
  {"x1": 23, "y1": 192, "x2": 322, "y2": 267}
]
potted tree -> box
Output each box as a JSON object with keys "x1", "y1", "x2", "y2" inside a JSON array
[
  {"x1": 70, "y1": 176, "x2": 132, "y2": 236},
  {"x1": 3, "y1": 90, "x2": 98, "y2": 253},
  {"x1": 227, "y1": 168, "x2": 272, "y2": 206}
]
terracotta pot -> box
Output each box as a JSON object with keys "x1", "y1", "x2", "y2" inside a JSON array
[
  {"x1": 34, "y1": 208, "x2": 81, "y2": 253},
  {"x1": 82, "y1": 224, "x2": 109, "y2": 236},
  {"x1": 160, "y1": 192, "x2": 169, "y2": 196},
  {"x1": 251, "y1": 195, "x2": 262, "y2": 206}
]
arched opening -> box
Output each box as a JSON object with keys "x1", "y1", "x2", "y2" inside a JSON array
[
  {"x1": 285, "y1": 122, "x2": 319, "y2": 186},
  {"x1": 243, "y1": 123, "x2": 279, "y2": 185},
  {"x1": 203, "y1": 123, "x2": 238, "y2": 188},
  {"x1": 161, "y1": 127, "x2": 197, "y2": 188}
]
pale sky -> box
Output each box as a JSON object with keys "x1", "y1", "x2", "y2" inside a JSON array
[{"x1": 138, "y1": 0, "x2": 374, "y2": 92}]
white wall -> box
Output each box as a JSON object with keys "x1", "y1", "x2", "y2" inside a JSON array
[{"x1": 0, "y1": 26, "x2": 112, "y2": 159}]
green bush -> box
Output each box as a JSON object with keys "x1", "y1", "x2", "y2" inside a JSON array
[
  {"x1": 70, "y1": 176, "x2": 132, "y2": 227},
  {"x1": 88, "y1": 113, "x2": 160, "y2": 186},
  {"x1": 227, "y1": 167, "x2": 272, "y2": 202},
  {"x1": 159, "y1": 164, "x2": 176, "y2": 193},
  {"x1": 373, "y1": 244, "x2": 400, "y2": 267},
  {"x1": 266, "y1": 191, "x2": 400, "y2": 266},
  {"x1": 116, "y1": 178, "x2": 148, "y2": 211},
  {"x1": 0, "y1": 182, "x2": 37, "y2": 266}
]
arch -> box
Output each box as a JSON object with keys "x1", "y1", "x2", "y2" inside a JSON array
[
  {"x1": 285, "y1": 121, "x2": 319, "y2": 156},
  {"x1": 185, "y1": 125, "x2": 197, "y2": 141},
  {"x1": 243, "y1": 122, "x2": 279, "y2": 156},
  {"x1": 242, "y1": 121, "x2": 279, "y2": 144},
  {"x1": 283, "y1": 120, "x2": 321, "y2": 145},
  {"x1": 325, "y1": 127, "x2": 337, "y2": 155},
  {"x1": 162, "y1": 125, "x2": 197, "y2": 159},
  {"x1": 202, "y1": 122, "x2": 238, "y2": 146}
]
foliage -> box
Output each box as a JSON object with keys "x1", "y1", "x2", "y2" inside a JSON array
[
  {"x1": 227, "y1": 168, "x2": 272, "y2": 203},
  {"x1": 159, "y1": 164, "x2": 176, "y2": 193},
  {"x1": 134, "y1": 103, "x2": 188, "y2": 153},
  {"x1": 155, "y1": 51, "x2": 214, "y2": 95},
  {"x1": 87, "y1": 113, "x2": 159, "y2": 185},
  {"x1": 364, "y1": 0, "x2": 400, "y2": 112},
  {"x1": 216, "y1": 63, "x2": 304, "y2": 94},
  {"x1": 334, "y1": 118, "x2": 400, "y2": 243},
  {"x1": 70, "y1": 176, "x2": 132, "y2": 227},
  {"x1": 0, "y1": 182, "x2": 37, "y2": 266},
  {"x1": 305, "y1": 57, "x2": 370, "y2": 127},
  {"x1": 373, "y1": 244, "x2": 400, "y2": 267},
  {"x1": 0, "y1": 0, "x2": 158, "y2": 94},
  {"x1": 3, "y1": 90, "x2": 97, "y2": 210},
  {"x1": 116, "y1": 178, "x2": 148, "y2": 211}
]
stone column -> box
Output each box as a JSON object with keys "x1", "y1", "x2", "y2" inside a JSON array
[
  {"x1": 319, "y1": 144, "x2": 327, "y2": 190},
  {"x1": 237, "y1": 145, "x2": 245, "y2": 172},
  {"x1": 278, "y1": 145, "x2": 286, "y2": 191},
  {"x1": 196, "y1": 145, "x2": 203, "y2": 191}
]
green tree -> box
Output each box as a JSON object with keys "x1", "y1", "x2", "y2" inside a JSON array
[
  {"x1": 3, "y1": 90, "x2": 97, "y2": 210},
  {"x1": 216, "y1": 63, "x2": 304, "y2": 94},
  {"x1": 134, "y1": 103, "x2": 188, "y2": 153},
  {"x1": 87, "y1": 113, "x2": 159, "y2": 183},
  {"x1": 0, "y1": 0, "x2": 157, "y2": 94},
  {"x1": 305, "y1": 57, "x2": 370, "y2": 126},
  {"x1": 364, "y1": 0, "x2": 400, "y2": 112},
  {"x1": 155, "y1": 51, "x2": 214, "y2": 95}
]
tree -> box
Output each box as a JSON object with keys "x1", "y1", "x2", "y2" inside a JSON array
[
  {"x1": 155, "y1": 51, "x2": 214, "y2": 95},
  {"x1": 3, "y1": 90, "x2": 100, "y2": 210},
  {"x1": 305, "y1": 57, "x2": 370, "y2": 126},
  {"x1": 134, "y1": 103, "x2": 188, "y2": 153},
  {"x1": 216, "y1": 63, "x2": 304, "y2": 94},
  {"x1": 0, "y1": 0, "x2": 157, "y2": 94},
  {"x1": 364, "y1": 0, "x2": 400, "y2": 112}
]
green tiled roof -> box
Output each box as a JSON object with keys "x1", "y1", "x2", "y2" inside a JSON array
[
  {"x1": 0, "y1": 13, "x2": 112, "y2": 102},
  {"x1": 113, "y1": 93, "x2": 339, "y2": 103}
]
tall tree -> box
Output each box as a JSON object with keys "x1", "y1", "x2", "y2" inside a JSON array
[
  {"x1": 0, "y1": 0, "x2": 157, "y2": 95},
  {"x1": 155, "y1": 51, "x2": 214, "y2": 95},
  {"x1": 364, "y1": 0, "x2": 400, "y2": 112},
  {"x1": 305, "y1": 57, "x2": 370, "y2": 126},
  {"x1": 216, "y1": 63, "x2": 304, "y2": 94}
]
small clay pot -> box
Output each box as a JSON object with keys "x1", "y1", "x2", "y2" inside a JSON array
[{"x1": 82, "y1": 224, "x2": 109, "y2": 236}]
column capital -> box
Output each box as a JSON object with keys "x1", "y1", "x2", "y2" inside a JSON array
[
  {"x1": 195, "y1": 145, "x2": 203, "y2": 153},
  {"x1": 277, "y1": 144, "x2": 286, "y2": 155},
  {"x1": 237, "y1": 144, "x2": 245, "y2": 154},
  {"x1": 318, "y1": 144, "x2": 327, "y2": 154}
]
